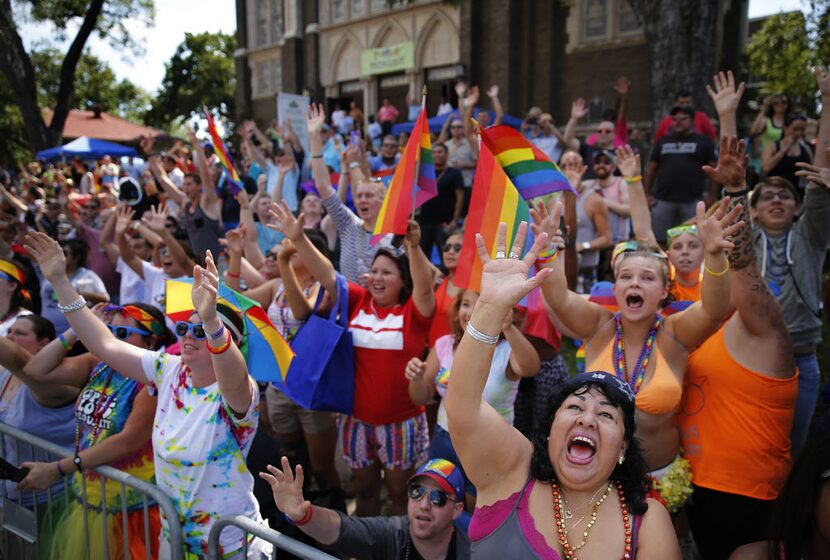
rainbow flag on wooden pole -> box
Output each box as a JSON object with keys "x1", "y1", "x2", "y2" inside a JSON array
[
  {"x1": 372, "y1": 89, "x2": 437, "y2": 241},
  {"x1": 480, "y1": 125, "x2": 575, "y2": 199},
  {"x1": 204, "y1": 108, "x2": 244, "y2": 194},
  {"x1": 455, "y1": 141, "x2": 533, "y2": 292}
]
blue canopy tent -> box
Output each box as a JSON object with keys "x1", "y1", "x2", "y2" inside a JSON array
[
  {"x1": 36, "y1": 136, "x2": 137, "y2": 162},
  {"x1": 390, "y1": 108, "x2": 524, "y2": 136}
]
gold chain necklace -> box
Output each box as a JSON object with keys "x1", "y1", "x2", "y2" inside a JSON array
[{"x1": 552, "y1": 480, "x2": 613, "y2": 557}]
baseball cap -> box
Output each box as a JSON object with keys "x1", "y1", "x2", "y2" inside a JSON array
[
  {"x1": 670, "y1": 105, "x2": 695, "y2": 117},
  {"x1": 409, "y1": 459, "x2": 464, "y2": 502},
  {"x1": 562, "y1": 371, "x2": 635, "y2": 406},
  {"x1": 592, "y1": 148, "x2": 616, "y2": 163}
]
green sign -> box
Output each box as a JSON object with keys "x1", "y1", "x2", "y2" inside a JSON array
[{"x1": 361, "y1": 41, "x2": 414, "y2": 75}]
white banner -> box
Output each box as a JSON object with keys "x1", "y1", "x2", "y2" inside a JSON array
[{"x1": 276, "y1": 92, "x2": 311, "y2": 156}]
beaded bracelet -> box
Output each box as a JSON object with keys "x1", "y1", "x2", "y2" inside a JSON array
[
  {"x1": 466, "y1": 322, "x2": 499, "y2": 345},
  {"x1": 703, "y1": 260, "x2": 729, "y2": 277},
  {"x1": 285, "y1": 507, "x2": 313, "y2": 527},
  {"x1": 58, "y1": 295, "x2": 87, "y2": 314},
  {"x1": 624, "y1": 175, "x2": 643, "y2": 184},
  {"x1": 206, "y1": 329, "x2": 232, "y2": 354}
]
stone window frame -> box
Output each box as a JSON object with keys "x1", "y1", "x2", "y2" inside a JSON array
[{"x1": 564, "y1": 0, "x2": 643, "y2": 52}]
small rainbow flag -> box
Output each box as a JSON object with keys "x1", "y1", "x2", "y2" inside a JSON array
[
  {"x1": 455, "y1": 142, "x2": 533, "y2": 292},
  {"x1": 372, "y1": 96, "x2": 437, "y2": 241},
  {"x1": 480, "y1": 125, "x2": 575, "y2": 199},
  {"x1": 204, "y1": 109, "x2": 244, "y2": 194}
]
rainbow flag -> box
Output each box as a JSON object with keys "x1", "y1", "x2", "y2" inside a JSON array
[
  {"x1": 455, "y1": 143, "x2": 533, "y2": 292},
  {"x1": 372, "y1": 97, "x2": 437, "y2": 241},
  {"x1": 481, "y1": 125, "x2": 575, "y2": 199},
  {"x1": 204, "y1": 109, "x2": 244, "y2": 194}
]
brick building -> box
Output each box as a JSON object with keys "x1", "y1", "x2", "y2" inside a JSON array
[{"x1": 234, "y1": 0, "x2": 749, "y2": 131}]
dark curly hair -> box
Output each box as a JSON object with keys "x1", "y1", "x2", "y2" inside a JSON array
[
  {"x1": 530, "y1": 381, "x2": 651, "y2": 515},
  {"x1": 371, "y1": 248, "x2": 412, "y2": 303}
]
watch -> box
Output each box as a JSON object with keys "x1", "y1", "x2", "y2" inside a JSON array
[
  {"x1": 73, "y1": 454, "x2": 82, "y2": 472},
  {"x1": 348, "y1": 161, "x2": 360, "y2": 170},
  {"x1": 581, "y1": 241, "x2": 591, "y2": 252}
]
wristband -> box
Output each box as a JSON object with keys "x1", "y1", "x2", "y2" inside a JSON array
[
  {"x1": 58, "y1": 296, "x2": 87, "y2": 314},
  {"x1": 722, "y1": 186, "x2": 750, "y2": 199},
  {"x1": 310, "y1": 154, "x2": 323, "y2": 159},
  {"x1": 466, "y1": 322, "x2": 499, "y2": 345},
  {"x1": 285, "y1": 507, "x2": 313, "y2": 527},
  {"x1": 623, "y1": 175, "x2": 642, "y2": 184},
  {"x1": 206, "y1": 329, "x2": 232, "y2": 354},
  {"x1": 56, "y1": 460, "x2": 66, "y2": 477},
  {"x1": 535, "y1": 245, "x2": 558, "y2": 267},
  {"x1": 58, "y1": 333, "x2": 72, "y2": 351},
  {"x1": 703, "y1": 259, "x2": 729, "y2": 277},
  {"x1": 226, "y1": 271, "x2": 240, "y2": 278},
  {"x1": 207, "y1": 322, "x2": 226, "y2": 341}
]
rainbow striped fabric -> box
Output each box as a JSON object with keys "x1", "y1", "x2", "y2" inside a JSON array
[
  {"x1": 481, "y1": 125, "x2": 575, "y2": 199},
  {"x1": 372, "y1": 99, "x2": 437, "y2": 240},
  {"x1": 204, "y1": 110, "x2": 244, "y2": 194},
  {"x1": 455, "y1": 143, "x2": 533, "y2": 293}
]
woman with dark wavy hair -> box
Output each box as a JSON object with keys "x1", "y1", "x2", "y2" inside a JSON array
[{"x1": 444, "y1": 222, "x2": 679, "y2": 559}]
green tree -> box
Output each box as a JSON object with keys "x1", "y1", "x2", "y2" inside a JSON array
[
  {"x1": 746, "y1": 12, "x2": 817, "y2": 112},
  {"x1": 0, "y1": 0, "x2": 154, "y2": 152},
  {"x1": 146, "y1": 31, "x2": 236, "y2": 131}
]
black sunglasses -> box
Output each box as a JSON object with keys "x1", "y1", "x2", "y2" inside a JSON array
[
  {"x1": 174, "y1": 321, "x2": 206, "y2": 340},
  {"x1": 408, "y1": 484, "x2": 452, "y2": 507},
  {"x1": 107, "y1": 324, "x2": 149, "y2": 340},
  {"x1": 442, "y1": 243, "x2": 462, "y2": 253}
]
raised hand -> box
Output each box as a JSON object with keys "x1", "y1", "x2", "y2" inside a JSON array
[
  {"x1": 404, "y1": 220, "x2": 421, "y2": 252},
  {"x1": 816, "y1": 66, "x2": 830, "y2": 98},
  {"x1": 236, "y1": 189, "x2": 251, "y2": 209},
  {"x1": 570, "y1": 98, "x2": 588, "y2": 121},
  {"x1": 487, "y1": 84, "x2": 499, "y2": 98},
  {"x1": 223, "y1": 227, "x2": 246, "y2": 255},
  {"x1": 706, "y1": 70, "x2": 745, "y2": 116},
  {"x1": 796, "y1": 150, "x2": 830, "y2": 190},
  {"x1": 139, "y1": 135, "x2": 155, "y2": 155},
  {"x1": 268, "y1": 200, "x2": 305, "y2": 241},
  {"x1": 614, "y1": 76, "x2": 630, "y2": 97},
  {"x1": 22, "y1": 232, "x2": 67, "y2": 284},
  {"x1": 561, "y1": 160, "x2": 586, "y2": 187},
  {"x1": 696, "y1": 197, "x2": 745, "y2": 256},
  {"x1": 186, "y1": 126, "x2": 199, "y2": 145},
  {"x1": 306, "y1": 103, "x2": 327, "y2": 137},
  {"x1": 140, "y1": 204, "x2": 169, "y2": 232},
  {"x1": 191, "y1": 250, "x2": 219, "y2": 324},
  {"x1": 404, "y1": 357, "x2": 426, "y2": 381},
  {"x1": 454, "y1": 81, "x2": 467, "y2": 99},
  {"x1": 702, "y1": 136, "x2": 748, "y2": 189},
  {"x1": 466, "y1": 86, "x2": 480, "y2": 106},
  {"x1": 615, "y1": 145, "x2": 641, "y2": 179},
  {"x1": 114, "y1": 205, "x2": 136, "y2": 236},
  {"x1": 278, "y1": 239, "x2": 297, "y2": 263},
  {"x1": 477, "y1": 222, "x2": 551, "y2": 309},
  {"x1": 529, "y1": 200, "x2": 564, "y2": 252},
  {"x1": 259, "y1": 456, "x2": 312, "y2": 522}
]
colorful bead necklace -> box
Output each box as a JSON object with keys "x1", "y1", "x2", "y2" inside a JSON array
[
  {"x1": 552, "y1": 480, "x2": 633, "y2": 560},
  {"x1": 613, "y1": 313, "x2": 662, "y2": 393}
]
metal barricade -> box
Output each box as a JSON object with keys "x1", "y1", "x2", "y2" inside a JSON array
[
  {"x1": 208, "y1": 515, "x2": 338, "y2": 560},
  {"x1": 0, "y1": 422, "x2": 183, "y2": 560}
]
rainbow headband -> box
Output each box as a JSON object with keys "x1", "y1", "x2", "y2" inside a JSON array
[
  {"x1": 0, "y1": 260, "x2": 25, "y2": 284},
  {"x1": 105, "y1": 304, "x2": 167, "y2": 336}
]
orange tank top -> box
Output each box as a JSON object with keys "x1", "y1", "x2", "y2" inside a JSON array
[
  {"x1": 670, "y1": 276, "x2": 701, "y2": 303},
  {"x1": 586, "y1": 328, "x2": 682, "y2": 416},
  {"x1": 677, "y1": 326, "x2": 797, "y2": 500}
]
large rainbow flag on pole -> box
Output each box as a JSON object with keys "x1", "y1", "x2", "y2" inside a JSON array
[
  {"x1": 204, "y1": 108, "x2": 244, "y2": 194},
  {"x1": 455, "y1": 142, "x2": 533, "y2": 292},
  {"x1": 372, "y1": 92, "x2": 437, "y2": 241},
  {"x1": 480, "y1": 125, "x2": 575, "y2": 199}
]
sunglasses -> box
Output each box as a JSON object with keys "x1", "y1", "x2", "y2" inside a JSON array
[
  {"x1": 666, "y1": 224, "x2": 699, "y2": 243},
  {"x1": 107, "y1": 324, "x2": 149, "y2": 340},
  {"x1": 174, "y1": 321, "x2": 206, "y2": 340},
  {"x1": 611, "y1": 240, "x2": 668, "y2": 264},
  {"x1": 596, "y1": 129, "x2": 614, "y2": 134},
  {"x1": 408, "y1": 484, "x2": 452, "y2": 507},
  {"x1": 265, "y1": 251, "x2": 279, "y2": 260},
  {"x1": 443, "y1": 243, "x2": 462, "y2": 253}
]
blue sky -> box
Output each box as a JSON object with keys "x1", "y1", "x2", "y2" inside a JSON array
[{"x1": 20, "y1": 0, "x2": 808, "y2": 94}]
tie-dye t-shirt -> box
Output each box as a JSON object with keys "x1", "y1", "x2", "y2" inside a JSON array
[
  {"x1": 71, "y1": 363, "x2": 155, "y2": 512},
  {"x1": 140, "y1": 350, "x2": 262, "y2": 558}
]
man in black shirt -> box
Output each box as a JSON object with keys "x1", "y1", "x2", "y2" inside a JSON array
[
  {"x1": 417, "y1": 143, "x2": 465, "y2": 260},
  {"x1": 645, "y1": 105, "x2": 717, "y2": 244}
]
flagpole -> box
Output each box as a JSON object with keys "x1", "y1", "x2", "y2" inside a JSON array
[{"x1": 409, "y1": 85, "x2": 427, "y2": 223}]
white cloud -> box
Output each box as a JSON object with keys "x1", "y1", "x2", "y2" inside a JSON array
[{"x1": 748, "y1": 0, "x2": 806, "y2": 18}]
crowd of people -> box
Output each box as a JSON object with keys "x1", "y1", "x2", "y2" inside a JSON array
[{"x1": 0, "y1": 68, "x2": 828, "y2": 560}]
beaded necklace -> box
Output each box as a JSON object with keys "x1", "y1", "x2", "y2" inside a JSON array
[
  {"x1": 552, "y1": 480, "x2": 632, "y2": 560},
  {"x1": 613, "y1": 313, "x2": 662, "y2": 393},
  {"x1": 73, "y1": 364, "x2": 128, "y2": 452},
  {"x1": 275, "y1": 283, "x2": 315, "y2": 340}
]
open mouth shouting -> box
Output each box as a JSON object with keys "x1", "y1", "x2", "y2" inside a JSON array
[
  {"x1": 566, "y1": 433, "x2": 597, "y2": 465},
  {"x1": 624, "y1": 293, "x2": 644, "y2": 311}
]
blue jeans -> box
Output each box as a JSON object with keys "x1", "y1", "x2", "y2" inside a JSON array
[{"x1": 791, "y1": 352, "x2": 820, "y2": 457}]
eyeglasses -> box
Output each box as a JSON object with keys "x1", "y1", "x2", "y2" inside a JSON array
[
  {"x1": 758, "y1": 190, "x2": 795, "y2": 202},
  {"x1": 174, "y1": 321, "x2": 206, "y2": 340},
  {"x1": 107, "y1": 324, "x2": 149, "y2": 340},
  {"x1": 408, "y1": 484, "x2": 452, "y2": 507},
  {"x1": 596, "y1": 128, "x2": 614, "y2": 134},
  {"x1": 265, "y1": 251, "x2": 278, "y2": 260},
  {"x1": 443, "y1": 243, "x2": 462, "y2": 253},
  {"x1": 666, "y1": 224, "x2": 699, "y2": 243},
  {"x1": 450, "y1": 125, "x2": 463, "y2": 129}
]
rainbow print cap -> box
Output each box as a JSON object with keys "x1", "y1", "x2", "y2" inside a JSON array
[{"x1": 409, "y1": 458, "x2": 465, "y2": 501}]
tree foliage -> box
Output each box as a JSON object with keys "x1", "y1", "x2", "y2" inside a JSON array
[
  {"x1": 0, "y1": 0, "x2": 154, "y2": 153},
  {"x1": 146, "y1": 31, "x2": 236, "y2": 131}
]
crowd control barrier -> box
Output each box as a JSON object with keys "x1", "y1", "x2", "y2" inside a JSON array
[{"x1": 208, "y1": 515, "x2": 338, "y2": 560}]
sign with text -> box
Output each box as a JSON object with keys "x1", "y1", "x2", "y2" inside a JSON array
[
  {"x1": 276, "y1": 92, "x2": 311, "y2": 155},
  {"x1": 361, "y1": 41, "x2": 414, "y2": 76}
]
